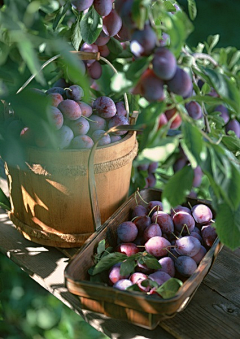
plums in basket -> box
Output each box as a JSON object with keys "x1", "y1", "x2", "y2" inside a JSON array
[
  {"x1": 117, "y1": 221, "x2": 138, "y2": 243},
  {"x1": 113, "y1": 279, "x2": 133, "y2": 291},
  {"x1": 131, "y1": 204, "x2": 148, "y2": 218},
  {"x1": 175, "y1": 236, "x2": 201, "y2": 257},
  {"x1": 158, "y1": 256, "x2": 175, "y2": 277},
  {"x1": 58, "y1": 99, "x2": 82, "y2": 120},
  {"x1": 108, "y1": 115, "x2": 129, "y2": 135},
  {"x1": 148, "y1": 271, "x2": 171, "y2": 286},
  {"x1": 191, "y1": 204, "x2": 213, "y2": 225},
  {"x1": 145, "y1": 236, "x2": 171, "y2": 257},
  {"x1": 93, "y1": 96, "x2": 117, "y2": 118},
  {"x1": 172, "y1": 211, "x2": 195, "y2": 234},
  {"x1": 130, "y1": 272, "x2": 150, "y2": 292},
  {"x1": 133, "y1": 215, "x2": 151, "y2": 234},
  {"x1": 201, "y1": 224, "x2": 217, "y2": 248},
  {"x1": 143, "y1": 223, "x2": 162, "y2": 242},
  {"x1": 71, "y1": 135, "x2": 94, "y2": 149},
  {"x1": 92, "y1": 129, "x2": 111, "y2": 146},
  {"x1": 109, "y1": 263, "x2": 129, "y2": 285},
  {"x1": 56, "y1": 125, "x2": 74, "y2": 149},
  {"x1": 191, "y1": 245, "x2": 207, "y2": 264},
  {"x1": 67, "y1": 116, "x2": 90, "y2": 136},
  {"x1": 116, "y1": 243, "x2": 139, "y2": 256},
  {"x1": 48, "y1": 93, "x2": 64, "y2": 107},
  {"x1": 154, "y1": 211, "x2": 174, "y2": 234},
  {"x1": 175, "y1": 256, "x2": 197, "y2": 277},
  {"x1": 47, "y1": 106, "x2": 64, "y2": 130},
  {"x1": 89, "y1": 114, "x2": 107, "y2": 132}
]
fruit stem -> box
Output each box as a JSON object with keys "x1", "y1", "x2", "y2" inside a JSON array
[{"x1": 137, "y1": 189, "x2": 148, "y2": 205}]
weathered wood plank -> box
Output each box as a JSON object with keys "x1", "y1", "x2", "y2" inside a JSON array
[{"x1": 161, "y1": 283, "x2": 240, "y2": 339}]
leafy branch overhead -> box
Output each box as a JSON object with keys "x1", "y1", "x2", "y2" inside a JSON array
[{"x1": 0, "y1": 0, "x2": 240, "y2": 249}]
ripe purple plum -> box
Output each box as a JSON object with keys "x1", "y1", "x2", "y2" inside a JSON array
[
  {"x1": 92, "y1": 129, "x2": 111, "y2": 146},
  {"x1": 129, "y1": 272, "x2": 149, "y2": 292},
  {"x1": 98, "y1": 45, "x2": 110, "y2": 57},
  {"x1": 87, "y1": 61, "x2": 102, "y2": 80},
  {"x1": 164, "y1": 107, "x2": 182, "y2": 129},
  {"x1": 93, "y1": 96, "x2": 117, "y2": 118},
  {"x1": 158, "y1": 113, "x2": 168, "y2": 129},
  {"x1": 56, "y1": 125, "x2": 74, "y2": 149},
  {"x1": 109, "y1": 263, "x2": 129, "y2": 285},
  {"x1": 113, "y1": 279, "x2": 133, "y2": 290},
  {"x1": 95, "y1": 30, "x2": 110, "y2": 46},
  {"x1": 145, "y1": 236, "x2": 171, "y2": 257},
  {"x1": 71, "y1": 0, "x2": 94, "y2": 11},
  {"x1": 193, "y1": 166, "x2": 203, "y2": 188},
  {"x1": 47, "y1": 106, "x2": 64, "y2": 130},
  {"x1": 155, "y1": 211, "x2": 174, "y2": 234},
  {"x1": 139, "y1": 69, "x2": 165, "y2": 102},
  {"x1": 173, "y1": 157, "x2": 188, "y2": 173},
  {"x1": 165, "y1": 67, "x2": 193, "y2": 98},
  {"x1": 46, "y1": 86, "x2": 65, "y2": 96},
  {"x1": 108, "y1": 115, "x2": 129, "y2": 135},
  {"x1": 117, "y1": 221, "x2": 138, "y2": 243},
  {"x1": 116, "y1": 243, "x2": 139, "y2": 257},
  {"x1": 172, "y1": 211, "x2": 195, "y2": 234},
  {"x1": 201, "y1": 224, "x2": 217, "y2": 247},
  {"x1": 148, "y1": 200, "x2": 163, "y2": 215},
  {"x1": 131, "y1": 204, "x2": 148, "y2": 218},
  {"x1": 175, "y1": 256, "x2": 197, "y2": 277},
  {"x1": 71, "y1": 135, "x2": 94, "y2": 149},
  {"x1": 116, "y1": 101, "x2": 127, "y2": 116},
  {"x1": 77, "y1": 101, "x2": 92, "y2": 118},
  {"x1": 65, "y1": 85, "x2": 84, "y2": 101},
  {"x1": 80, "y1": 43, "x2": 99, "y2": 66},
  {"x1": 94, "y1": 0, "x2": 112, "y2": 16},
  {"x1": 133, "y1": 215, "x2": 151, "y2": 234},
  {"x1": 102, "y1": 9, "x2": 122, "y2": 37},
  {"x1": 214, "y1": 104, "x2": 229, "y2": 124},
  {"x1": 110, "y1": 135, "x2": 122, "y2": 143},
  {"x1": 191, "y1": 204, "x2": 213, "y2": 225},
  {"x1": 48, "y1": 93, "x2": 64, "y2": 107},
  {"x1": 67, "y1": 117, "x2": 90, "y2": 135},
  {"x1": 143, "y1": 223, "x2": 162, "y2": 242},
  {"x1": 58, "y1": 99, "x2": 82, "y2": 120},
  {"x1": 158, "y1": 256, "x2": 175, "y2": 277},
  {"x1": 225, "y1": 119, "x2": 240, "y2": 138},
  {"x1": 148, "y1": 162, "x2": 158, "y2": 173},
  {"x1": 146, "y1": 173, "x2": 156, "y2": 188},
  {"x1": 190, "y1": 231, "x2": 203, "y2": 243},
  {"x1": 171, "y1": 205, "x2": 191, "y2": 217},
  {"x1": 191, "y1": 245, "x2": 207, "y2": 264},
  {"x1": 175, "y1": 236, "x2": 201, "y2": 257},
  {"x1": 152, "y1": 47, "x2": 177, "y2": 80},
  {"x1": 89, "y1": 114, "x2": 107, "y2": 132},
  {"x1": 185, "y1": 101, "x2": 203, "y2": 120},
  {"x1": 130, "y1": 24, "x2": 157, "y2": 57},
  {"x1": 148, "y1": 270, "x2": 171, "y2": 286}
]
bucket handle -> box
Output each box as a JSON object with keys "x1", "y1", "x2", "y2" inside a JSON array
[{"x1": 88, "y1": 123, "x2": 140, "y2": 231}]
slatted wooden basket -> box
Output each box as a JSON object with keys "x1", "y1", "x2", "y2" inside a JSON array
[{"x1": 64, "y1": 188, "x2": 223, "y2": 329}]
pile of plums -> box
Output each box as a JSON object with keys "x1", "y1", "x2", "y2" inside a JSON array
[
  {"x1": 95, "y1": 198, "x2": 217, "y2": 295},
  {"x1": 7, "y1": 84, "x2": 129, "y2": 150}
]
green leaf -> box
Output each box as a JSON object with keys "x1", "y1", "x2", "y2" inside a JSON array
[
  {"x1": 164, "y1": 1, "x2": 176, "y2": 12},
  {"x1": 53, "y1": 2, "x2": 71, "y2": 31},
  {"x1": 187, "y1": 0, "x2": 197, "y2": 20},
  {"x1": 162, "y1": 166, "x2": 194, "y2": 212},
  {"x1": 107, "y1": 37, "x2": 123, "y2": 56},
  {"x1": 141, "y1": 137, "x2": 179, "y2": 163},
  {"x1": 91, "y1": 253, "x2": 127, "y2": 275},
  {"x1": 207, "y1": 34, "x2": 220, "y2": 53},
  {"x1": 215, "y1": 203, "x2": 240, "y2": 250},
  {"x1": 126, "y1": 56, "x2": 150, "y2": 80},
  {"x1": 120, "y1": 258, "x2": 136, "y2": 276},
  {"x1": 80, "y1": 7, "x2": 102, "y2": 44},
  {"x1": 181, "y1": 121, "x2": 205, "y2": 168},
  {"x1": 221, "y1": 135, "x2": 240, "y2": 154},
  {"x1": 142, "y1": 256, "x2": 161, "y2": 270},
  {"x1": 71, "y1": 16, "x2": 82, "y2": 51},
  {"x1": 202, "y1": 67, "x2": 240, "y2": 114},
  {"x1": 202, "y1": 144, "x2": 240, "y2": 210},
  {"x1": 97, "y1": 239, "x2": 105, "y2": 256},
  {"x1": 156, "y1": 278, "x2": 183, "y2": 299}
]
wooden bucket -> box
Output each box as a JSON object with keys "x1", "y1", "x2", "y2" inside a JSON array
[{"x1": 5, "y1": 131, "x2": 138, "y2": 247}]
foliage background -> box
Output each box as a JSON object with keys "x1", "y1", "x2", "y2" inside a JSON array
[{"x1": 0, "y1": 1, "x2": 240, "y2": 338}]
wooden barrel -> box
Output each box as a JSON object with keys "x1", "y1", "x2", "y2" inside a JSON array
[{"x1": 5, "y1": 131, "x2": 138, "y2": 247}]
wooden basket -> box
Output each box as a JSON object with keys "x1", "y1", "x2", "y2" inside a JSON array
[
  {"x1": 5, "y1": 130, "x2": 138, "y2": 248},
  {"x1": 64, "y1": 188, "x2": 223, "y2": 329}
]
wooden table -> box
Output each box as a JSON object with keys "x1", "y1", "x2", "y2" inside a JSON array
[{"x1": 0, "y1": 207, "x2": 240, "y2": 339}]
